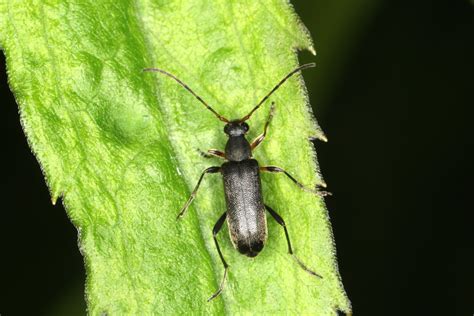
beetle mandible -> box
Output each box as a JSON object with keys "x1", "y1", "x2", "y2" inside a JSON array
[{"x1": 144, "y1": 63, "x2": 328, "y2": 301}]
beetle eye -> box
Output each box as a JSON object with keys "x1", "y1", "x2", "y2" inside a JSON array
[{"x1": 242, "y1": 122, "x2": 249, "y2": 132}]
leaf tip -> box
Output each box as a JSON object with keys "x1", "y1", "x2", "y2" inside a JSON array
[
  {"x1": 50, "y1": 189, "x2": 63, "y2": 206},
  {"x1": 309, "y1": 134, "x2": 328, "y2": 143}
]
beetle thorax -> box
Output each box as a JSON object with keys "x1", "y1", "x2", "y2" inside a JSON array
[{"x1": 225, "y1": 136, "x2": 251, "y2": 161}]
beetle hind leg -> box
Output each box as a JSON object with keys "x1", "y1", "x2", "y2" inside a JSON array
[
  {"x1": 265, "y1": 204, "x2": 323, "y2": 279},
  {"x1": 208, "y1": 212, "x2": 229, "y2": 302}
]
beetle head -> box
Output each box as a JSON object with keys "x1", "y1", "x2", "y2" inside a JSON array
[{"x1": 224, "y1": 121, "x2": 249, "y2": 137}]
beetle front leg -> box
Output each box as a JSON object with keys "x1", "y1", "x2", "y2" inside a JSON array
[
  {"x1": 260, "y1": 166, "x2": 330, "y2": 196},
  {"x1": 197, "y1": 148, "x2": 226, "y2": 159},
  {"x1": 250, "y1": 102, "x2": 275, "y2": 150},
  {"x1": 208, "y1": 212, "x2": 229, "y2": 302},
  {"x1": 177, "y1": 166, "x2": 221, "y2": 219},
  {"x1": 265, "y1": 204, "x2": 322, "y2": 279}
]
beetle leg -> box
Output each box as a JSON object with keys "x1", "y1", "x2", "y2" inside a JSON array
[
  {"x1": 208, "y1": 212, "x2": 229, "y2": 302},
  {"x1": 177, "y1": 166, "x2": 221, "y2": 219},
  {"x1": 265, "y1": 204, "x2": 323, "y2": 279},
  {"x1": 260, "y1": 166, "x2": 330, "y2": 196},
  {"x1": 250, "y1": 102, "x2": 275, "y2": 150},
  {"x1": 197, "y1": 148, "x2": 226, "y2": 159}
]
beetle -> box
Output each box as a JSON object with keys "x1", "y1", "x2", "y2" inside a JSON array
[{"x1": 144, "y1": 63, "x2": 328, "y2": 301}]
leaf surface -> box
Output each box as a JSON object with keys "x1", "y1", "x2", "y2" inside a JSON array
[{"x1": 0, "y1": 0, "x2": 350, "y2": 314}]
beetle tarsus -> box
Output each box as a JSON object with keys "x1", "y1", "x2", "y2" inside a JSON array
[
  {"x1": 207, "y1": 267, "x2": 228, "y2": 302},
  {"x1": 292, "y1": 254, "x2": 323, "y2": 279},
  {"x1": 197, "y1": 148, "x2": 225, "y2": 159},
  {"x1": 265, "y1": 204, "x2": 323, "y2": 279},
  {"x1": 250, "y1": 102, "x2": 276, "y2": 150},
  {"x1": 197, "y1": 148, "x2": 212, "y2": 158},
  {"x1": 316, "y1": 190, "x2": 332, "y2": 197},
  {"x1": 208, "y1": 212, "x2": 229, "y2": 301},
  {"x1": 261, "y1": 166, "x2": 324, "y2": 196},
  {"x1": 176, "y1": 198, "x2": 193, "y2": 219}
]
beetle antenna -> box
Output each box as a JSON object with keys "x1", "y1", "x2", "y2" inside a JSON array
[
  {"x1": 239, "y1": 63, "x2": 316, "y2": 122},
  {"x1": 144, "y1": 67, "x2": 230, "y2": 123}
]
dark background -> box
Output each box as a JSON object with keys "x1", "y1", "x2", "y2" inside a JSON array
[{"x1": 1, "y1": 1, "x2": 472, "y2": 315}]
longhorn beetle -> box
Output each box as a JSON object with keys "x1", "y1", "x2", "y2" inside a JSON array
[{"x1": 144, "y1": 63, "x2": 328, "y2": 301}]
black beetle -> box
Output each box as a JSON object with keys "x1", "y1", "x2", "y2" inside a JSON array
[{"x1": 144, "y1": 63, "x2": 328, "y2": 301}]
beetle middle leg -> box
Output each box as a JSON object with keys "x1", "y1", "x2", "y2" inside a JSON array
[
  {"x1": 265, "y1": 204, "x2": 322, "y2": 279},
  {"x1": 177, "y1": 166, "x2": 221, "y2": 219},
  {"x1": 250, "y1": 102, "x2": 275, "y2": 150},
  {"x1": 208, "y1": 212, "x2": 229, "y2": 302},
  {"x1": 260, "y1": 166, "x2": 330, "y2": 196}
]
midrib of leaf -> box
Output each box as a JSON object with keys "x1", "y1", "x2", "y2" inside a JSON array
[
  {"x1": 133, "y1": 9, "x2": 231, "y2": 312},
  {"x1": 0, "y1": 0, "x2": 351, "y2": 314},
  {"x1": 226, "y1": 1, "x2": 257, "y2": 104},
  {"x1": 132, "y1": 0, "x2": 227, "y2": 311}
]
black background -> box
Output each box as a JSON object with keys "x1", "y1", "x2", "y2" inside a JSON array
[{"x1": 1, "y1": 1, "x2": 472, "y2": 315}]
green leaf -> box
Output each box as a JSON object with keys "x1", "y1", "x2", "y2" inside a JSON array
[{"x1": 0, "y1": 0, "x2": 351, "y2": 314}]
